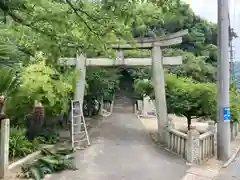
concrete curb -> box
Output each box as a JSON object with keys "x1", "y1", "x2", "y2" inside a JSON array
[
  {"x1": 8, "y1": 145, "x2": 54, "y2": 170},
  {"x1": 222, "y1": 145, "x2": 240, "y2": 168}
]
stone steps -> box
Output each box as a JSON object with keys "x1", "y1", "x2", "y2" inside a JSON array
[{"x1": 114, "y1": 91, "x2": 133, "y2": 113}]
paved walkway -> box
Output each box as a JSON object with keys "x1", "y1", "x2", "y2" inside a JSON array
[
  {"x1": 47, "y1": 105, "x2": 188, "y2": 180},
  {"x1": 215, "y1": 153, "x2": 240, "y2": 180}
]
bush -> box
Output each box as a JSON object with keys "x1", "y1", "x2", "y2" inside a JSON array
[
  {"x1": 165, "y1": 75, "x2": 216, "y2": 128},
  {"x1": 9, "y1": 127, "x2": 39, "y2": 159},
  {"x1": 4, "y1": 54, "x2": 76, "y2": 125},
  {"x1": 133, "y1": 73, "x2": 240, "y2": 124}
]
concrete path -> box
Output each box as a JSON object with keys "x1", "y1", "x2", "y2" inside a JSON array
[
  {"x1": 47, "y1": 104, "x2": 188, "y2": 180},
  {"x1": 215, "y1": 153, "x2": 240, "y2": 180}
]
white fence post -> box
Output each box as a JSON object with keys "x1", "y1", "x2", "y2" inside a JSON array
[{"x1": 0, "y1": 119, "x2": 9, "y2": 178}]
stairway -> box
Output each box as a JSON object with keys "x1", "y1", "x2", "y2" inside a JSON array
[{"x1": 114, "y1": 91, "x2": 134, "y2": 113}]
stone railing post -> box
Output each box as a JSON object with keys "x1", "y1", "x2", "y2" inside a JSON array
[
  {"x1": 137, "y1": 100, "x2": 143, "y2": 115},
  {"x1": 166, "y1": 117, "x2": 175, "y2": 147},
  {"x1": 208, "y1": 121, "x2": 217, "y2": 156},
  {"x1": 0, "y1": 119, "x2": 9, "y2": 178},
  {"x1": 167, "y1": 117, "x2": 175, "y2": 129},
  {"x1": 186, "y1": 126, "x2": 200, "y2": 164}
]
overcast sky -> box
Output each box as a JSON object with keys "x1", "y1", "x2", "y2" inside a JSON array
[{"x1": 183, "y1": 0, "x2": 240, "y2": 61}]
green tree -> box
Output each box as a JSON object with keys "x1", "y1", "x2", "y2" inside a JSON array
[{"x1": 165, "y1": 74, "x2": 216, "y2": 129}]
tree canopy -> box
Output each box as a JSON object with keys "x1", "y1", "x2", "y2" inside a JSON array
[{"x1": 0, "y1": 0, "x2": 239, "y2": 123}]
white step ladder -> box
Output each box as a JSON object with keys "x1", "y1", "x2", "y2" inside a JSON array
[{"x1": 71, "y1": 100, "x2": 90, "y2": 150}]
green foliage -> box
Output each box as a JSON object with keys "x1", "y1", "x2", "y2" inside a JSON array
[
  {"x1": 229, "y1": 90, "x2": 240, "y2": 123},
  {"x1": 4, "y1": 54, "x2": 76, "y2": 123},
  {"x1": 9, "y1": 127, "x2": 39, "y2": 159},
  {"x1": 133, "y1": 79, "x2": 153, "y2": 100},
  {"x1": 0, "y1": 0, "x2": 171, "y2": 62},
  {"x1": 21, "y1": 148, "x2": 76, "y2": 180},
  {"x1": 164, "y1": 49, "x2": 216, "y2": 83},
  {"x1": 86, "y1": 67, "x2": 120, "y2": 100},
  {"x1": 133, "y1": 74, "x2": 240, "y2": 123},
  {"x1": 0, "y1": 66, "x2": 19, "y2": 97},
  {"x1": 165, "y1": 74, "x2": 216, "y2": 120}
]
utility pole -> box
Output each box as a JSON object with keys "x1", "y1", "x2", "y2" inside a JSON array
[{"x1": 217, "y1": 0, "x2": 231, "y2": 161}]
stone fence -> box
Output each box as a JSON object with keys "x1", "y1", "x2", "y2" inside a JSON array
[
  {"x1": 135, "y1": 97, "x2": 216, "y2": 164},
  {"x1": 166, "y1": 119, "x2": 216, "y2": 164},
  {"x1": 136, "y1": 97, "x2": 240, "y2": 164}
]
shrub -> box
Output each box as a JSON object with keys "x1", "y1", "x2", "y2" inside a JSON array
[
  {"x1": 4, "y1": 54, "x2": 76, "y2": 125},
  {"x1": 133, "y1": 73, "x2": 240, "y2": 125},
  {"x1": 9, "y1": 127, "x2": 39, "y2": 159},
  {"x1": 165, "y1": 75, "x2": 216, "y2": 128}
]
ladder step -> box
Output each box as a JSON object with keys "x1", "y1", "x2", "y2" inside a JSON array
[
  {"x1": 73, "y1": 123, "x2": 84, "y2": 126},
  {"x1": 73, "y1": 115, "x2": 82, "y2": 118},
  {"x1": 72, "y1": 107, "x2": 81, "y2": 110},
  {"x1": 73, "y1": 132, "x2": 85, "y2": 135},
  {"x1": 74, "y1": 139, "x2": 88, "y2": 143}
]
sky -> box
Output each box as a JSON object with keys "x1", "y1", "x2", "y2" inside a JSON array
[{"x1": 183, "y1": 0, "x2": 240, "y2": 61}]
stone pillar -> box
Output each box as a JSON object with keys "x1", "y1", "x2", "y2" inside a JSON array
[
  {"x1": 137, "y1": 100, "x2": 143, "y2": 114},
  {"x1": 72, "y1": 53, "x2": 86, "y2": 144},
  {"x1": 0, "y1": 119, "x2": 9, "y2": 178},
  {"x1": 75, "y1": 53, "x2": 86, "y2": 107},
  {"x1": 186, "y1": 126, "x2": 200, "y2": 164},
  {"x1": 168, "y1": 117, "x2": 175, "y2": 129},
  {"x1": 208, "y1": 121, "x2": 217, "y2": 156},
  {"x1": 166, "y1": 117, "x2": 175, "y2": 148},
  {"x1": 142, "y1": 96, "x2": 151, "y2": 117},
  {"x1": 151, "y1": 46, "x2": 168, "y2": 143}
]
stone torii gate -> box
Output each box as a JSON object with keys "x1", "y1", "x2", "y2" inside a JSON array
[{"x1": 60, "y1": 29, "x2": 188, "y2": 143}]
